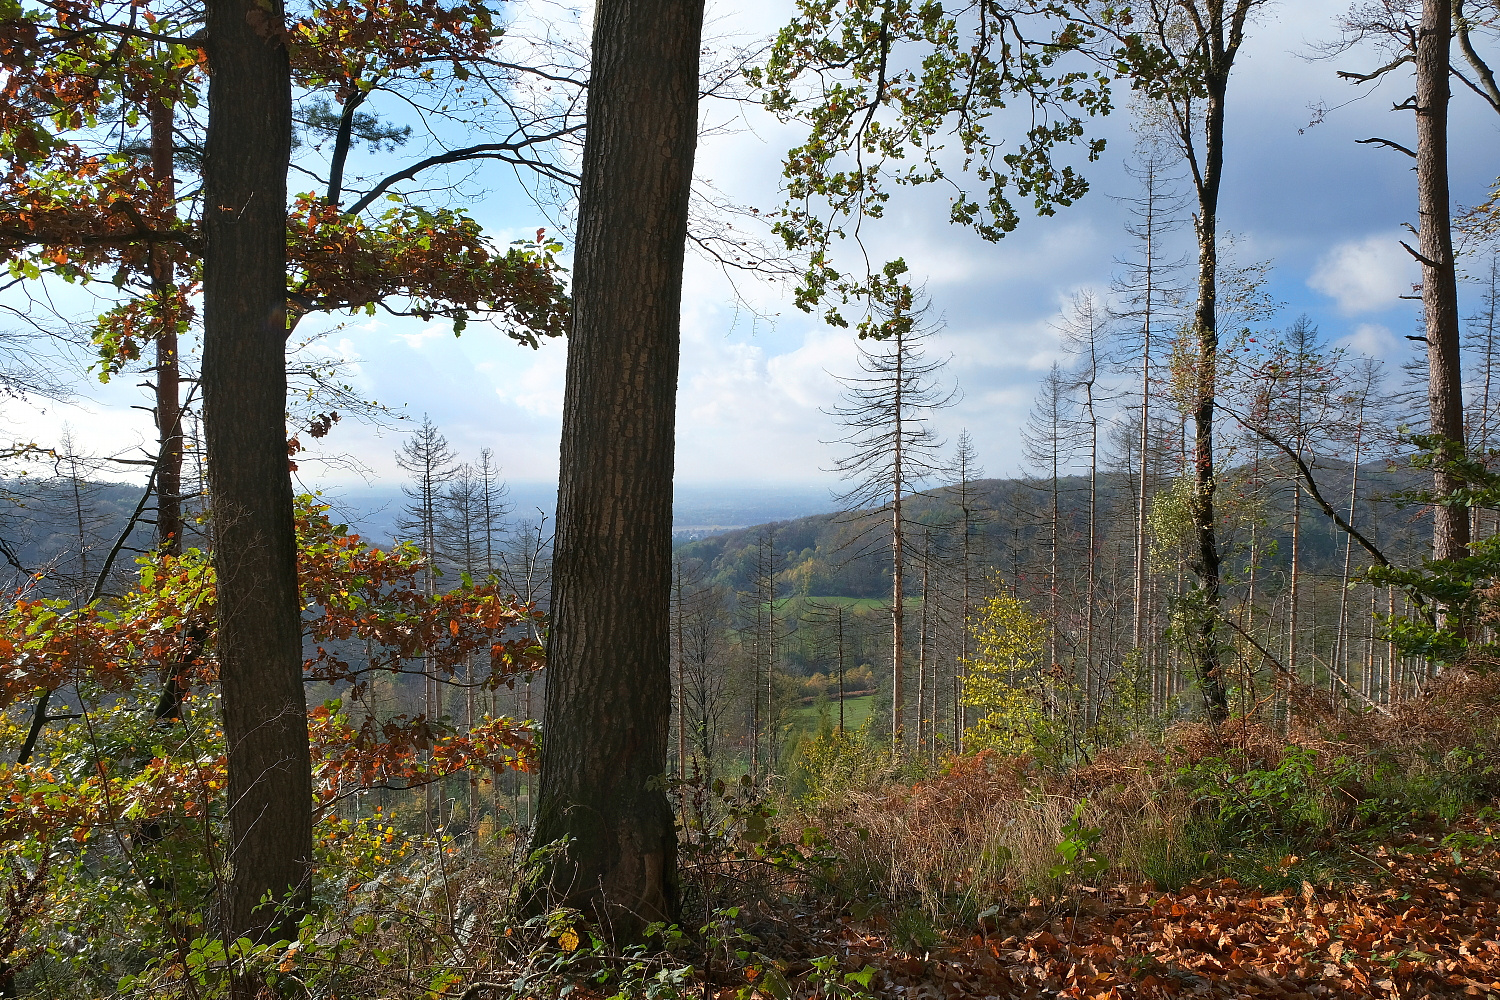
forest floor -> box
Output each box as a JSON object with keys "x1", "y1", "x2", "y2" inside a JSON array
[{"x1": 710, "y1": 814, "x2": 1500, "y2": 999}]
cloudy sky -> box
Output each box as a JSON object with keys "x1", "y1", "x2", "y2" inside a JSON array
[{"x1": 7, "y1": 1, "x2": 1499, "y2": 500}]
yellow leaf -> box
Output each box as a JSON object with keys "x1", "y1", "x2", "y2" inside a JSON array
[{"x1": 558, "y1": 928, "x2": 579, "y2": 952}]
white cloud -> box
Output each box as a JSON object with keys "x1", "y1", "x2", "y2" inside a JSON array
[
  {"x1": 670, "y1": 321, "x2": 856, "y2": 480},
  {"x1": 396, "y1": 323, "x2": 449, "y2": 350},
  {"x1": 1308, "y1": 235, "x2": 1417, "y2": 315},
  {"x1": 500, "y1": 347, "x2": 567, "y2": 418},
  {"x1": 1335, "y1": 322, "x2": 1403, "y2": 359}
]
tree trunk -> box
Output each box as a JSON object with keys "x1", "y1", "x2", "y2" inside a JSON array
[
  {"x1": 1334, "y1": 425, "x2": 1364, "y2": 705},
  {"x1": 917, "y1": 552, "x2": 929, "y2": 752},
  {"x1": 202, "y1": 0, "x2": 309, "y2": 963},
  {"x1": 1188, "y1": 79, "x2": 1230, "y2": 724},
  {"x1": 1289, "y1": 484, "x2": 1300, "y2": 683},
  {"x1": 956, "y1": 503, "x2": 969, "y2": 754},
  {"x1": 892, "y1": 339, "x2": 906, "y2": 749},
  {"x1": 836, "y1": 605, "x2": 846, "y2": 733},
  {"x1": 1133, "y1": 234, "x2": 1154, "y2": 654},
  {"x1": 1417, "y1": 0, "x2": 1468, "y2": 564},
  {"x1": 1084, "y1": 385, "x2": 1097, "y2": 723},
  {"x1": 529, "y1": 0, "x2": 703, "y2": 933},
  {"x1": 1049, "y1": 434, "x2": 1059, "y2": 677},
  {"x1": 150, "y1": 93, "x2": 183, "y2": 558},
  {"x1": 674, "y1": 563, "x2": 686, "y2": 779},
  {"x1": 765, "y1": 535, "x2": 776, "y2": 766},
  {"x1": 148, "y1": 90, "x2": 196, "y2": 727}
]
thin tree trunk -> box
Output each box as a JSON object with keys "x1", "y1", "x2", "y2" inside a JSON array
[
  {"x1": 202, "y1": 0, "x2": 309, "y2": 963},
  {"x1": 836, "y1": 605, "x2": 846, "y2": 733},
  {"x1": 1174, "y1": 1, "x2": 1261, "y2": 725},
  {"x1": 148, "y1": 89, "x2": 196, "y2": 727},
  {"x1": 750, "y1": 583, "x2": 761, "y2": 778},
  {"x1": 1334, "y1": 431, "x2": 1364, "y2": 705},
  {"x1": 467, "y1": 651, "x2": 477, "y2": 824},
  {"x1": 1187, "y1": 80, "x2": 1229, "y2": 721},
  {"x1": 892, "y1": 345, "x2": 905, "y2": 750},
  {"x1": 1084, "y1": 383, "x2": 1097, "y2": 724},
  {"x1": 529, "y1": 0, "x2": 703, "y2": 931},
  {"x1": 150, "y1": 93, "x2": 183, "y2": 558},
  {"x1": 1289, "y1": 485, "x2": 1301, "y2": 685},
  {"x1": 918, "y1": 549, "x2": 929, "y2": 753},
  {"x1": 1049, "y1": 423, "x2": 1059, "y2": 675},
  {"x1": 957, "y1": 484, "x2": 972, "y2": 754},
  {"x1": 424, "y1": 513, "x2": 437, "y2": 833},
  {"x1": 1134, "y1": 269, "x2": 1153, "y2": 654},
  {"x1": 1387, "y1": 585, "x2": 1397, "y2": 702},
  {"x1": 765, "y1": 533, "x2": 776, "y2": 770},
  {"x1": 674, "y1": 565, "x2": 686, "y2": 779}
]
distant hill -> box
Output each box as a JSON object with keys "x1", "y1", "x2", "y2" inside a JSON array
[
  {"x1": 0, "y1": 478, "x2": 156, "y2": 596},
  {"x1": 674, "y1": 461, "x2": 1433, "y2": 600},
  {"x1": 0, "y1": 459, "x2": 1434, "y2": 606},
  {"x1": 316, "y1": 481, "x2": 838, "y2": 544}
]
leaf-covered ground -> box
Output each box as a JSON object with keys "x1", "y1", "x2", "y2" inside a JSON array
[{"x1": 775, "y1": 818, "x2": 1500, "y2": 999}]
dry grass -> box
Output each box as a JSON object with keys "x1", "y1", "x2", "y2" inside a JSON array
[{"x1": 787, "y1": 677, "x2": 1500, "y2": 928}]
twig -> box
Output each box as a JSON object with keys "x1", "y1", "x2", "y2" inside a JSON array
[{"x1": 1220, "y1": 616, "x2": 1392, "y2": 717}]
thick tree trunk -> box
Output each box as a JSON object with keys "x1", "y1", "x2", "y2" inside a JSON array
[
  {"x1": 1417, "y1": 0, "x2": 1468, "y2": 563},
  {"x1": 202, "y1": 0, "x2": 309, "y2": 961},
  {"x1": 530, "y1": 0, "x2": 703, "y2": 933}
]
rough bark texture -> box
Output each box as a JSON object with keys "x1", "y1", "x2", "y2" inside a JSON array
[
  {"x1": 202, "y1": 0, "x2": 310, "y2": 960},
  {"x1": 1177, "y1": 1, "x2": 1258, "y2": 725},
  {"x1": 530, "y1": 0, "x2": 704, "y2": 933},
  {"x1": 1189, "y1": 86, "x2": 1229, "y2": 722},
  {"x1": 1417, "y1": 0, "x2": 1468, "y2": 563}
]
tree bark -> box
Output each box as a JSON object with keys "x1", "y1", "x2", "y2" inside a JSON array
[
  {"x1": 530, "y1": 0, "x2": 703, "y2": 933},
  {"x1": 1417, "y1": 0, "x2": 1468, "y2": 563},
  {"x1": 202, "y1": 0, "x2": 309, "y2": 961},
  {"x1": 1188, "y1": 77, "x2": 1231, "y2": 725},
  {"x1": 150, "y1": 93, "x2": 183, "y2": 558},
  {"x1": 1133, "y1": 208, "x2": 1155, "y2": 655},
  {"x1": 891, "y1": 335, "x2": 906, "y2": 749}
]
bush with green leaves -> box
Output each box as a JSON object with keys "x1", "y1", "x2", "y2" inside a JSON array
[{"x1": 1178, "y1": 746, "x2": 1330, "y2": 845}]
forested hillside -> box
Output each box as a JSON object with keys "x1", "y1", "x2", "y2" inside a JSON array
[{"x1": 3, "y1": 0, "x2": 1500, "y2": 997}]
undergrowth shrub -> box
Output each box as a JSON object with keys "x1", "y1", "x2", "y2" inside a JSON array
[
  {"x1": 783, "y1": 718, "x2": 898, "y2": 807},
  {"x1": 783, "y1": 674, "x2": 1500, "y2": 928}
]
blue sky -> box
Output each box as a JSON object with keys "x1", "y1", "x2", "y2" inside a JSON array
[{"x1": 7, "y1": 1, "x2": 1498, "y2": 500}]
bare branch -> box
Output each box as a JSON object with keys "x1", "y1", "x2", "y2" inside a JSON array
[
  {"x1": 1338, "y1": 52, "x2": 1415, "y2": 82},
  {"x1": 1401, "y1": 239, "x2": 1441, "y2": 267},
  {"x1": 1356, "y1": 136, "x2": 1418, "y2": 157},
  {"x1": 343, "y1": 131, "x2": 583, "y2": 216}
]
